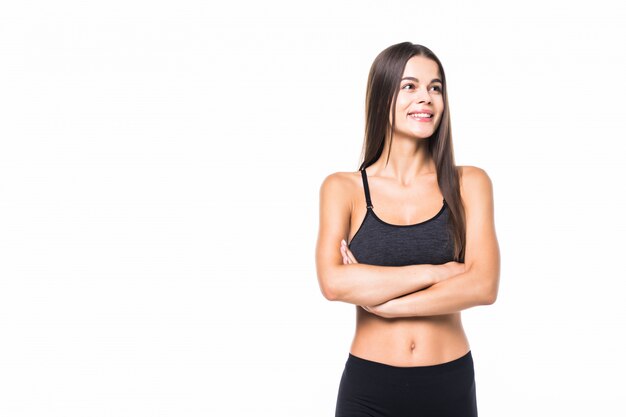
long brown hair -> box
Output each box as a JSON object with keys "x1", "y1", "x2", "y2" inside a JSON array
[{"x1": 357, "y1": 42, "x2": 466, "y2": 262}]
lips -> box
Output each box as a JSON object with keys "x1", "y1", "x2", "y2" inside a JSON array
[
  {"x1": 408, "y1": 111, "x2": 433, "y2": 121},
  {"x1": 408, "y1": 109, "x2": 434, "y2": 117}
]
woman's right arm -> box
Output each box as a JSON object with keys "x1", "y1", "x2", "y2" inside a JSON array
[{"x1": 315, "y1": 172, "x2": 452, "y2": 306}]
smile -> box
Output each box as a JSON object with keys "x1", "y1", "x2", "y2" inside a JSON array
[{"x1": 408, "y1": 113, "x2": 433, "y2": 122}]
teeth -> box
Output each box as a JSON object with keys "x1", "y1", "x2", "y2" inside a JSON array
[{"x1": 410, "y1": 113, "x2": 432, "y2": 118}]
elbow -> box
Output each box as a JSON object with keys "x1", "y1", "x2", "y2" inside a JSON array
[
  {"x1": 318, "y1": 269, "x2": 340, "y2": 301},
  {"x1": 320, "y1": 283, "x2": 338, "y2": 301},
  {"x1": 482, "y1": 277, "x2": 499, "y2": 305},
  {"x1": 318, "y1": 265, "x2": 354, "y2": 302},
  {"x1": 484, "y1": 290, "x2": 497, "y2": 305},
  {"x1": 466, "y1": 266, "x2": 498, "y2": 305}
]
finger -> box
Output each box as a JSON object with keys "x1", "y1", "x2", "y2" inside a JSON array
[
  {"x1": 339, "y1": 245, "x2": 349, "y2": 264},
  {"x1": 345, "y1": 247, "x2": 358, "y2": 264}
]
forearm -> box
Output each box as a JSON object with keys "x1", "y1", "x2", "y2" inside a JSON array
[
  {"x1": 327, "y1": 263, "x2": 436, "y2": 306},
  {"x1": 372, "y1": 269, "x2": 493, "y2": 317}
]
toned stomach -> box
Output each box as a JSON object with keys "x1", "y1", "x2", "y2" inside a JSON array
[{"x1": 350, "y1": 306, "x2": 471, "y2": 366}]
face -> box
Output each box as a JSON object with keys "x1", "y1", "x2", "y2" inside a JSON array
[{"x1": 390, "y1": 55, "x2": 444, "y2": 140}]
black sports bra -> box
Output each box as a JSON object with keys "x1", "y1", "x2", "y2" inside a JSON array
[{"x1": 347, "y1": 168, "x2": 455, "y2": 266}]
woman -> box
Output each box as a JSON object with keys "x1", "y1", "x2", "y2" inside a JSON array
[{"x1": 315, "y1": 42, "x2": 500, "y2": 416}]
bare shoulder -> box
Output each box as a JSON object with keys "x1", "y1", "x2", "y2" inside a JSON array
[
  {"x1": 320, "y1": 170, "x2": 360, "y2": 187},
  {"x1": 319, "y1": 170, "x2": 360, "y2": 206},
  {"x1": 458, "y1": 165, "x2": 494, "y2": 204},
  {"x1": 319, "y1": 170, "x2": 357, "y2": 189}
]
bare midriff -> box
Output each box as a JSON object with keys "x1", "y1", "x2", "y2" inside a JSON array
[{"x1": 350, "y1": 306, "x2": 471, "y2": 366}]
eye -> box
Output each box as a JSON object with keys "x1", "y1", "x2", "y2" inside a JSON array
[
  {"x1": 401, "y1": 83, "x2": 415, "y2": 90},
  {"x1": 430, "y1": 85, "x2": 442, "y2": 92}
]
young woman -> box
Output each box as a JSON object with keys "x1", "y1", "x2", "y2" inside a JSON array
[{"x1": 315, "y1": 42, "x2": 500, "y2": 416}]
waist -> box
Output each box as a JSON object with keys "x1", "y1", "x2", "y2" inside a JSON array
[
  {"x1": 346, "y1": 349, "x2": 474, "y2": 376},
  {"x1": 350, "y1": 308, "x2": 470, "y2": 366}
]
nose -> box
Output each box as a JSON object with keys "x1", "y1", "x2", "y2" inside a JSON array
[{"x1": 415, "y1": 86, "x2": 432, "y2": 104}]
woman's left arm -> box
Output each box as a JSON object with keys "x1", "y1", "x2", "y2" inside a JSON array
[{"x1": 363, "y1": 166, "x2": 501, "y2": 318}]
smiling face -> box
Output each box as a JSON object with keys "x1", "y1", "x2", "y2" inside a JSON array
[{"x1": 390, "y1": 55, "x2": 444, "y2": 140}]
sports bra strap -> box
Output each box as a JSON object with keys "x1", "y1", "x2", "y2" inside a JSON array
[
  {"x1": 360, "y1": 168, "x2": 373, "y2": 209},
  {"x1": 361, "y1": 168, "x2": 447, "y2": 210}
]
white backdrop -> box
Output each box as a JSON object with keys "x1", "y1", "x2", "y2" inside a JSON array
[{"x1": 1, "y1": 1, "x2": 625, "y2": 416}]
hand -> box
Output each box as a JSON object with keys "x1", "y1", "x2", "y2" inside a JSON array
[
  {"x1": 433, "y1": 261, "x2": 466, "y2": 284},
  {"x1": 361, "y1": 299, "x2": 397, "y2": 319},
  {"x1": 340, "y1": 239, "x2": 359, "y2": 265}
]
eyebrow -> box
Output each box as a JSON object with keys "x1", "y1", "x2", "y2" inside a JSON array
[{"x1": 401, "y1": 77, "x2": 443, "y2": 84}]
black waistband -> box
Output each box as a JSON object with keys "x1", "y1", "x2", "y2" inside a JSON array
[{"x1": 346, "y1": 350, "x2": 473, "y2": 377}]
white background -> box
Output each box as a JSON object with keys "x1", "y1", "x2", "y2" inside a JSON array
[{"x1": 1, "y1": 1, "x2": 625, "y2": 416}]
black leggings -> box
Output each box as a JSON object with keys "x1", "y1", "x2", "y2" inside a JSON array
[{"x1": 335, "y1": 350, "x2": 478, "y2": 417}]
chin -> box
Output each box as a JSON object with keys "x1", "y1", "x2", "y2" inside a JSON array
[{"x1": 411, "y1": 130, "x2": 435, "y2": 138}]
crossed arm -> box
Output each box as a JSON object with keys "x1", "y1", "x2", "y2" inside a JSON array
[
  {"x1": 318, "y1": 166, "x2": 500, "y2": 318},
  {"x1": 340, "y1": 239, "x2": 495, "y2": 318},
  {"x1": 339, "y1": 167, "x2": 499, "y2": 318}
]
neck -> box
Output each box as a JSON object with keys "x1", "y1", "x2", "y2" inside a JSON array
[{"x1": 372, "y1": 135, "x2": 436, "y2": 186}]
